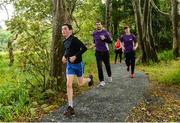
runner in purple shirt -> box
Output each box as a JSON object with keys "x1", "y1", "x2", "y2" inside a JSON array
[
  {"x1": 120, "y1": 26, "x2": 138, "y2": 78},
  {"x1": 93, "y1": 21, "x2": 112, "y2": 86}
]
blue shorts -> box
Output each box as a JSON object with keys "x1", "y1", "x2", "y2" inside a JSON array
[{"x1": 66, "y1": 62, "x2": 84, "y2": 77}]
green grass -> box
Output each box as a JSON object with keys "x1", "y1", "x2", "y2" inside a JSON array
[
  {"x1": 0, "y1": 52, "x2": 32, "y2": 121},
  {"x1": 0, "y1": 82, "x2": 30, "y2": 121},
  {"x1": 138, "y1": 58, "x2": 180, "y2": 85}
]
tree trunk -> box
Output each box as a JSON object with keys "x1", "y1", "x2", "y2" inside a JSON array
[
  {"x1": 142, "y1": 0, "x2": 158, "y2": 62},
  {"x1": 172, "y1": 0, "x2": 180, "y2": 57},
  {"x1": 50, "y1": 0, "x2": 66, "y2": 87},
  {"x1": 106, "y1": 0, "x2": 112, "y2": 32},
  {"x1": 65, "y1": 0, "x2": 78, "y2": 23},
  {"x1": 132, "y1": 0, "x2": 146, "y2": 62},
  {"x1": 132, "y1": 0, "x2": 158, "y2": 63},
  {"x1": 7, "y1": 34, "x2": 18, "y2": 66},
  {"x1": 149, "y1": 5, "x2": 158, "y2": 53},
  {"x1": 8, "y1": 42, "x2": 14, "y2": 66},
  {"x1": 50, "y1": 0, "x2": 78, "y2": 89},
  {"x1": 113, "y1": 20, "x2": 119, "y2": 38}
]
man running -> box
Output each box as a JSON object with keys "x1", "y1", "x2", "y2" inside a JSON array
[
  {"x1": 62, "y1": 24, "x2": 93, "y2": 117},
  {"x1": 120, "y1": 26, "x2": 138, "y2": 78},
  {"x1": 93, "y1": 21, "x2": 112, "y2": 86}
]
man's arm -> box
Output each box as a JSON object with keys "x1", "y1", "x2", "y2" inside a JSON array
[
  {"x1": 120, "y1": 36, "x2": 125, "y2": 52},
  {"x1": 121, "y1": 42, "x2": 125, "y2": 52},
  {"x1": 75, "y1": 38, "x2": 87, "y2": 57},
  {"x1": 104, "y1": 31, "x2": 112, "y2": 44},
  {"x1": 133, "y1": 42, "x2": 138, "y2": 50},
  {"x1": 62, "y1": 45, "x2": 67, "y2": 64},
  {"x1": 133, "y1": 34, "x2": 138, "y2": 50},
  {"x1": 62, "y1": 56, "x2": 67, "y2": 64}
]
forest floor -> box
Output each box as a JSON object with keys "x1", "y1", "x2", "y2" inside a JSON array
[
  {"x1": 126, "y1": 80, "x2": 180, "y2": 122},
  {"x1": 125, "y1": 59, "x2": 180, "y2": 122}
]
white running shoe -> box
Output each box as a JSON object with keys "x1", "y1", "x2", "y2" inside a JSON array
[
  {"x1": 99, "y1": 81, "x2": 105, "y2": 87},
  {"x1": 108, "y1": 76, "x2": 112, "y2": 82}
]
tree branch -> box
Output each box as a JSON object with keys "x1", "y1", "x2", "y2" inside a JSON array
[
  {"x1": 72, "y1": 16, "x2": 81, "y2": 34},
  {"x1": 150, "y1": 0, "x2": 170, "y2": 17}
]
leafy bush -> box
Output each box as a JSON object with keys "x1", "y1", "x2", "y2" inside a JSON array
[
  {"x1": 0, "y1": 82, "x2": 30, "y2": 121},
  {"x1": 158, "y1": 50, "x2": 174, "y2": 62}
]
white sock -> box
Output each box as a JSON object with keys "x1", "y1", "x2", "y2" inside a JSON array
[
  {"x1": 108, "y1": 76, "x2": 112, "y2": 82},
  {"x1": 68, "y1": 101, "x2": 73, "y2": 107}
]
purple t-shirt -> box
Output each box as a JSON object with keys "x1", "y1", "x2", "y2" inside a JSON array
[
  {"x1": 120, "y1": 34, "x2": 137, "y2": 53},
  {"x1": 93, "y1": 30, "x2": 112, "y2": 52}
]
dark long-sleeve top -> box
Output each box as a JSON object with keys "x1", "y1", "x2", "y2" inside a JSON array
[{"x1": 63, "y1": 35, "x2": 87, "y2": 64}]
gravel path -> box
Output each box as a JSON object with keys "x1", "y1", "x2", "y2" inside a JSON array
[{"x1": 42, "y1": 63, "x2": 149, "y2": 122}]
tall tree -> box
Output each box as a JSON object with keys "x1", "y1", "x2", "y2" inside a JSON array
[
  {"x1": 132, "y1": 0, "x2": 145, "y2": 60},
  {"x1": 7, "y1": 34, "x2": 18, "y2": 66},
  {"x1": 132, "y1": 0, "x2": 158, "y2": 63},
  {"x1": 151, "y1": 0, "x2": 180, "y2": 57},
  {"x1": 105, "y1": 0, "x2": 112, "y2": 32},
  {"x1": 50, "y1": 0, "x2": 79, "y2": 87},
  {"x1": 50, "y1": 0, "x2": 66, "y2": 86},
  {"x1": 171, "y1": 0, "x2": 180, "y2": 57}
]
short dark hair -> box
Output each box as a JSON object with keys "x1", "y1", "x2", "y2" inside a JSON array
[
  {"x1": 124, "y1": 26, "x2": 129, "y2": 30},
  {"x1": 96, "y1": 20, "x2": 105, "y2": 25},
  {"x1": 96, "y1": 20, "x2": 101, "y2": 23},
  {"x1": 62, "y1": 23, "x2": 73, "y2": 30}
]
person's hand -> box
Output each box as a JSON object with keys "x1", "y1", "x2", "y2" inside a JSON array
[
  {"x1": 100, "y1": 35, "x2": 106, "y2": 40},
  {"x1": 62, "y1": 56, "x2": 67, "y2": 64},
  {"x1": 122, "y1": 47, "x2": 125, "y2": 52},
  {"x1": 69, "y1": 56, "x2": 77, "y2": 63},
  {"x1": 133, "y1": 46, "x2": 137, "y2": 51},
  {"x1": 93, "y1": 43, "x2": 96, "y2": 47}
]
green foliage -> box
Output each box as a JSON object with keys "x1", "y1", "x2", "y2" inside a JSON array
[
  {"x1": 0, "y1": 49, "x2": 98, "y2": 121},
  {"x1": 158, "y1": 0, "x2": 171, "y2": 12},
  {"x1": 0, "y1": 52, "x2": 53, "y2": 121},
  {"x1": 158, "y1": 50, "x2": 174, "y2": 61},
  {"x1": 0, "y1": 82, "x2": 30, "y2": 121},
  {"x1": 13, "y1": 0, "x2": 52, "y2": 20},
  {"x1": 152, "y1": 0, "x2": 172, "y2": 50},
  {"x1": 16, "y1": 24, "x2": 51, "y2": 91},
  {"x1": 0, "y1": 0, "x2": 58, "y2": 120},
  {"x1": 74, "y1": 0, "x2": 104, "y2": 43},
  {"x1": 112, "y1": 0, "x2": 135, "y2": 39},
  {"x1": 6, "y1": 0, "x2": 52, "y2": 91}
]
